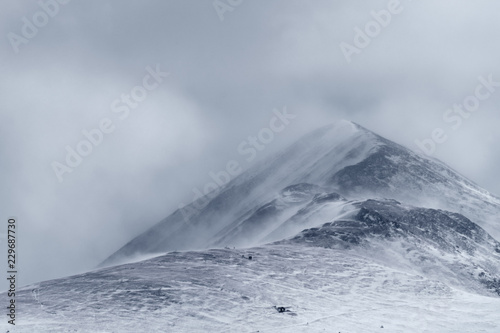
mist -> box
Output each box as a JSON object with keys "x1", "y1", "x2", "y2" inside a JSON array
[{"x1": 1, "y1": 0, "x2": 499, "y2": 290}]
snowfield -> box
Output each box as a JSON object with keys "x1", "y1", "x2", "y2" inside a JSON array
[{"x1": 3, "y1": 245, "x2": 500, "y2": 332}]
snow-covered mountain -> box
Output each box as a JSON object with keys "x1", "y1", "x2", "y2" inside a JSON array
[
  {"x1": 4, "y1": 121, "x2": 500, "y2": 332},
  {"x1": 102, "y1": 120, "x2": 500, "y2": 267}
]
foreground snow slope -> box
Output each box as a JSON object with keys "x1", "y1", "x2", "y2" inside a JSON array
[
  {"x1": 4, "y1": 244, "x2": 500, "y2": 333},
  {"x1": 103, "y1": 121, "x2": 500, "y2": 267}
]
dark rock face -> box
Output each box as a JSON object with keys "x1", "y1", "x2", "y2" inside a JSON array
[
  {"x1": 353, "y1": 200, "x2": 489, "y2": 253},
  {"x1": 482, "y1": 278, "x2": 500, "y2": 296},
  {"x1": 312, "y1": 192, "x2": 345, "y2": 204},
  {"x1": 328, "y1": 136, "x2": 500, "y2": 242},
  {"x1": 280, "y1": 183, "x2": 324, "y2": 200},
  {"x1": 288, "y1": 199, "x2": 494, "y2": 253},
  {"x1": 285, "y1": 199, "x2": 500, "y2": 296}
]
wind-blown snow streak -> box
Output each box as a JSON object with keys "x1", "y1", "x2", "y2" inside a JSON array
[
  {"x1": 5, "y1": 242, "x2": 500, "y2": 332},
  {"x1": 102, "y1": 120, "x2": 500, "y2": 267}
]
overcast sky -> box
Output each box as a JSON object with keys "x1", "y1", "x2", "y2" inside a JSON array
[{"x1": 1, "y1": 0, "x2": 500, "y2": 288}]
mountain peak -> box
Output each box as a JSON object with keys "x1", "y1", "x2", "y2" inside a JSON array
[{"x1": 102, "y1": 120, "x2": 500, "y2": 267}]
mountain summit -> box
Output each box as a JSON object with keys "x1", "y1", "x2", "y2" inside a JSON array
[
  {"x1": 102, "y1": 121, "x2": 500, "y2": 267},
  {"x1": 7, "y1": 121, "x2": 500, "y2": 332}
]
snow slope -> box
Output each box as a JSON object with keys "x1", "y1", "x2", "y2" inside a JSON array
[{"x1": 4, "y1": 243, "x2": 500, "y2": 332}]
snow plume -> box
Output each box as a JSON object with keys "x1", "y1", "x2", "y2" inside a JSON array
[{"x1": 103, "y1": 120, "x2": 500, "y2": 266}]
